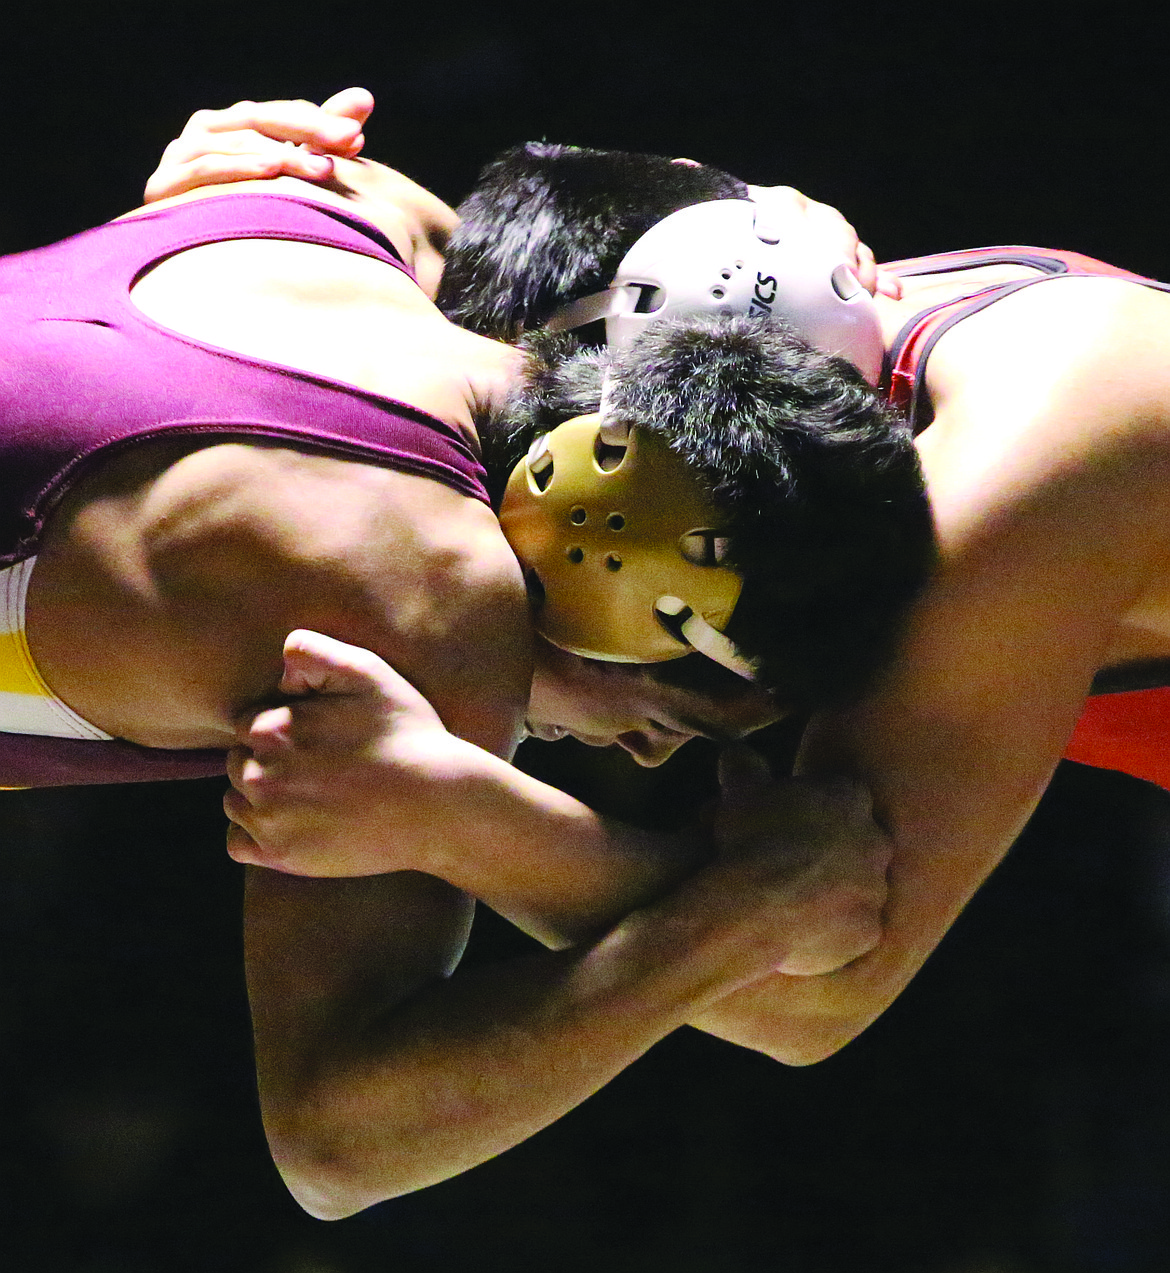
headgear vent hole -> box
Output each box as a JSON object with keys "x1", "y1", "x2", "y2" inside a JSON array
[
  {"x1": 594, "y1": 435, "x2": 627, "y2": 472},
  {"x1": 566, "y1": 547, "x2": 584, "y2": 564},
  {"x1": 605, "y1": 554, "x2": 623, "y2": 572},
  {"x1": 570, "y1": 506, "x2": 588, "y2": 525},
  {"x1": 529, "y1": 453, "x2": 554, "y2": 492},
  {"x1": 606, "y1": 513, "x2": 626, "y2": 531}
]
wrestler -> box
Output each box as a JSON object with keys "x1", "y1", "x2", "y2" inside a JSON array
[
  {"x1": 168, "y1": 96, "x2": 1170, "y2": 1216},
  {"x1": 0, "y1": 94, "x2": 923, "y2": 1213}
]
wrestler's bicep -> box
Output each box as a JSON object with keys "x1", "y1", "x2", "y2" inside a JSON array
[{"x1": 244, "y1": 868, "x2": 475, "y2": 1117}]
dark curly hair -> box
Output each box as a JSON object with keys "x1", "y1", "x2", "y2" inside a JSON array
[{"x1": 482, "y1": 316, "x2": 934, "y2": 710}]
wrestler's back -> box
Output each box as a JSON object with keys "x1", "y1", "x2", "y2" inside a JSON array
[
  {"x1": 874, "y1": 262, "x2": 1170, "y2": 675},
  {"x1": 20, "y1": 193, "x2": 529, "y2": 761}
]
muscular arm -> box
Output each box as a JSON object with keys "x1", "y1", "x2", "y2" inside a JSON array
[
  {"x1": 245, "y1": 790, "x2": 885, "y2": 1217},
  {"x1": 691, "y1": 278, "x2": 1170, "y2": 1061}
]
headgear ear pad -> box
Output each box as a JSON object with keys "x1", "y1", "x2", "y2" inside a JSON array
[{"x1": 498, "y1": 414, "x2": 745, "y2": 665}]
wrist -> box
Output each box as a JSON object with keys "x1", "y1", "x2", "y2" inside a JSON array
[{"x1": 595, "y1": 862, "x2": 799, "y2": 1015}]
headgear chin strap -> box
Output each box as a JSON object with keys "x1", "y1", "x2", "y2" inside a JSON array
[
  {"x1": 546, "y1": 187, "x2": 884, "y2": 384},
  {"x1": 498, "y1": 412, "x2": 759, "y2": 679}
]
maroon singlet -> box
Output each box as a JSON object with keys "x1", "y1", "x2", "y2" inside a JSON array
[
  {"x1": 0, "y1": 194, "x2": 490, "y2": 786},
  {"x1": 882, "y1": 246, "x2": 1170, "y2": 789}
]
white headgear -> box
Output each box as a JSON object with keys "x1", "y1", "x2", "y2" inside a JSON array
[{"x1": 545, "y1": 186, "x2": 884, "y2": 384}]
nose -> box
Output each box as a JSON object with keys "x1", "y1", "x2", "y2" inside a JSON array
[{"x1": 614, "y1": 727, "x2": 692, "y2": 767}]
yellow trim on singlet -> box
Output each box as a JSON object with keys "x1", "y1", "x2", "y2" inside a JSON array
[
  {"x1": 1, "y1": 627, "x2": 54, "y2": 784},
  {"x1": 0, "y1": 626, "x2": 55, "y2": 699},
  {"x1": 0, "y1": 558, "x2": 113, "y2": 753}
]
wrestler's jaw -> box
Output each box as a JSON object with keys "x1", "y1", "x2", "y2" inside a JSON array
[{"x1": 525, "y1": 638, "x2": 782, "y2": 768}]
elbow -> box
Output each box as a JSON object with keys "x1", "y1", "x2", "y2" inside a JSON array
[
  {"x1": 714, "y1": 1015, "x2": 869, "y2": 1067},
  {"x1": 263, "y1": 1105, "x2": 408, "y2": 1221},
  {"x1": 267, "y1": 1129, "x2": 383, "y2": 1221},
  {"x1": 757, "y1": 1034, "x2": 852, "y2": 1066}
]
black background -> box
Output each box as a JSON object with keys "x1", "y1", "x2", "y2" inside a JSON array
[{"x1": 3, "y1": 2, "x2": 1170, "y2": 1270}]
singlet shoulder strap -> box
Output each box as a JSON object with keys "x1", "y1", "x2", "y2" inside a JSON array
[
  {"x1": 882, "y1": 249, "x2": 1072, "y2": 430},
  {"x1": 108, "y1": 192, "x2": 419, "y2": 292},
  {"x1": 882, "y1": 246, "x2": 1170, "y2": 431}
]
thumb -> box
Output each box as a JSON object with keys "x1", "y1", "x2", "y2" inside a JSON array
[
  {"x1": 717, "y1": 743, "x2": 773, "y2": 800},
  {"x1": 279, "y1": 630, "x2": 437, "y2": 723},
  {"x1": 280, "y1": 629, "x2": 393, "y2": 698}
]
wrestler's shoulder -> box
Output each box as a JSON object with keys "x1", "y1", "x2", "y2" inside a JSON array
[{"x1": 927, "y1": 274, "x2": 1170, "y2": 421}]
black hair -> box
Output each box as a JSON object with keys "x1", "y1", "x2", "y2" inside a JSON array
[
  {"x1": 484, "y1": 317, "x2": 934, "y2": 710},
  {"x1": 438, "y1": 141, "x2": 746, "y2": 339}
]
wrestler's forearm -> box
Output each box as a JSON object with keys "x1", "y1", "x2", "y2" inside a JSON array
[
  {"x1": 422, "y1": 747, "x2": 899, "y2": 1057},
  {"x1": 688, "y1": 668, "x2": 1071, "y2": 1064},
  {"x1": 248, "y1": 841, "x2": 840, "y2": 1217},
  {"x1": 685, "y1": 851, "x2": 1000, "y2": 1064},
  {"x1": 409, "y1": 744, "x2": 710, "y2": 946}
]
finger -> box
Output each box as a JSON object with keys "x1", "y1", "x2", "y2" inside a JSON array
[
  {"x1": 233, "y1": 703, "x2": 297, "y2": 753},
  {"x1": 717, "y1": 743, "x2": 773, "y2": 799},
  {"x1": 874, "y1": 267, "x2": 903, "y2": 300},
  {"x1": 319, "y1": 86, "x2": 375, "y2": 137},
  {"x1": 281, "y1": 632, "x2": 435, "y2": 720},
  {"x1": 225, "y1": 817, "x2": 272, "y2": 867},
  {"x1": 224, "y1": 784, "x2": 262, "y2": 847},
  {"x1": 162, "y1": 130, "x2": 337, "y2": 175},
  {"x1": 214, "y1": 98, "x2": 362, "y2": 154},
  {"x1": 161, "y1": 128, "x2": 307, "y2": 163},
  {"x1": 188, "y1": 99, "x2": 364, "y2": 154},
  {"x1": 810, "y1": 774, "x2": 875, "y2": 823},
  {"x1": 143, "y1": 151, "x2": 331, "y2": 203},
  {"x1": 225, "y1": 744, "x2": 253, "y2": 792},
  {"x1": 225, "y1": 742, "x2": 288, "y2": 800},
  {"x1": 854, "y1": 241, "x2": 879, "y2": 296}
]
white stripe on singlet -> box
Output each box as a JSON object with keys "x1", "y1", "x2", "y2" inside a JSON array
[{"x1": 0, "y1": 557, "x2": 113, "y2": 740}]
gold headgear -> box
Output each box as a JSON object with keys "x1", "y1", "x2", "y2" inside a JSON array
[{"x1": 498, "y1": 412, "x2": 757, "y2": 678}]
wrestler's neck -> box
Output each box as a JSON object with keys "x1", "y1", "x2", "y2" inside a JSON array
[{"x1": 443, "y1": 326, "x2": 527, "y2": 436}]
